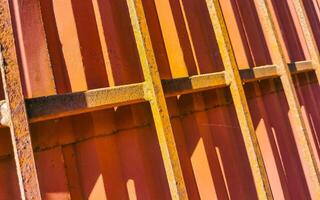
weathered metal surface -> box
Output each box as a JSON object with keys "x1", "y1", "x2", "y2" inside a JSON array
[
  {"x1": 291, "y1": 0, "x2": 320, "y2": 80},
  {"x1": 254, "y1": 0, "x2": 320, "y2": 197},
  {"x1": 162, "y1": 71, "x2": 228, "y2": 97},
  {"x1": 205, "y1": 0, "x2": 273, "y2": 199},
  {"x1": 0, "y1": 0, "x2": 41, "y2": 199},
  {"x1": 25, "y1": 73, "x2": 227, "y2": 124},
  {"x1": 0, "y1": 0, "x2": 319, "y2": 199},
  {"x1": 289, "y1": 60, "x2": 314, "y2": 74},
  {"x1": 240, "y1": 65, "x2": 278, "y2": 82},
  {"x1": 0, "y1": 65, "x2": 308, "y2": 127},
  {"x1": 126, "y1": 0, "x2": 188, "y2": 199},
  {"x1": 26, "y1": 83, "x2": 145, "y2": 123}
]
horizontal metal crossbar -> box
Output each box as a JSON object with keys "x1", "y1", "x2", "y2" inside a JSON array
[
  {"x1": 240, "y1": 65, "x2": 278, "y2": 82},
  {"x1": 289, "y1": 60, "x2": 314, "y2": 74},
  {"x1": 24, "y1": 71, "x2": 228, "y2": 123},
  {"x1": 27, "y1": 83, "x2": 146, "y2": 123},
  {"x1": 0, "y1": 61, "x2": 314, "y2": 126},
  {"x1": 163, "y1": 71, "x2": 228, "y2": 97}
]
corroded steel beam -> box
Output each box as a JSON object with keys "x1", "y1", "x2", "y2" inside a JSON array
[
  {"x1": 126, "y1": 0, "x2": 188, "y2": 199},
  {"x1": 0, "y1": 62, "x2": 305, "y2": 125},
  {"x1": 0, "y1": 63, "x2": 310, "y2": 127},
  {"x1": 205, "y1": 0, "x2": 273, "y2": 199},
  {"x1": 27, "y1": 83, "x2": 145, "y2": 123},
  {"x1": 163, "y1": 71, "x2": 228, "y2": 97},
  {"x1": 291, "y1": 0, "x2": 320, "y2": 80},
  {"x1": 0, "y1": 72, "x2": 229, "y2": 125},
  {"x1": 289, "y1": 60, "x2": 314, "y2": 74},
  {"x1": 240, "y1": 65, "x2": 278, "y2": 82},
  {"x1": 22, "y1": 73, "x2": 227, "y2": 124},
  {"x1": 254, "y1": 0, "x2": 320, "y2": 197},
  {"x1": 239, "y1": 61, "x2": 311, "y2": 82},
  {"x1": 0, "y1": 0, "x2": 41, "y2": 199}
]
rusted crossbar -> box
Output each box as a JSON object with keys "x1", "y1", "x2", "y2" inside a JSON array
[
  {"x1": 0, "y1": 63, "x2": 311, "y2": 126},
  {"x1": 162, "y1": 71, "x2": 228, "y2": 97},
  {"x1": 26, "y1": 83, "x2": 145, "y2": 123},
  {"x1": 289, "y1": 60, "x2": 314, "y2": 74},
  {"x1": 240, "y1": 65, "x2": 278, "y2": 82}
]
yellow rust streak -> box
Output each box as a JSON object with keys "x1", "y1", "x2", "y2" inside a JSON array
[
  {"x1": 126, "y1": 0, "x2": 188, "y2": 199},
  {"x1": 254, "y1": 0, "x2": 320, "y2": 198},
  {"x1": 205, "y1": 0, "x2": 273, "y2": 199},
  {"x1": 291, "y1": 0, "x2": 320, "y2": 81}
]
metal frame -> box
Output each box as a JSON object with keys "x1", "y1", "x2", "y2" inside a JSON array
[
  {"x1": 0, "y1": 0, "x2": 319, "y2": 199},
  {"x1": 2, "y1": 62, "x2": 307, "y2": 125},
  {"x1": 126, "y1": 0, "x2": 188, "y2": 198},
  {"x1": 291, "y1": 0, "x2": 320, "y2": 80},
  {"x1": 253, "y1": 0, "x2": 320, "y2": 198},
  {"x1": 0, "y1": 0, "x2": 41, "y2": 199},
  {"x1": 204, "y1": 0, "x2": 272, "y2": 198}
]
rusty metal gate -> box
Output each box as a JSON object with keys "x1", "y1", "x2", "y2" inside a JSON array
[{"x1": 0, "y1": 0, "x2": 320, "y2": 199}]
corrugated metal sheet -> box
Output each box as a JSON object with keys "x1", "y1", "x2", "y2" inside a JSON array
[{"x1": 0, "y1": 0, "x2": 320, "y2": 199}]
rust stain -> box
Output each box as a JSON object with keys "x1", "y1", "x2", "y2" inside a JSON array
[
  {"x1": 254, "y1": 0, "x2": 320, "y2": 198},
  {"x1": 0, "y1": 0, "x2": 41, "y2": 199},
  {"x1": 126, "y1": 0, "x2": 188, "y2": 199},
  {"x1": 291, "y1": 0, "x2": 320, "y2": 81},
  {"x1": 0, "y1": 0, "x2": 320, "y2": 199},
  {"x1": 205, "y1": 0, "x2": 273, "y2": 199}
]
